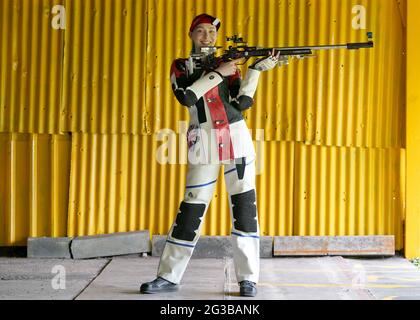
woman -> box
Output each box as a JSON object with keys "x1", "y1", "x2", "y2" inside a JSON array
[{"x1": 140, "y1": 13, "x2": 279, "y2": 297}]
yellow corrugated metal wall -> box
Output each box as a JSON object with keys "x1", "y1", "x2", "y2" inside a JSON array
[
  {"x1": 147, "y1": 0, "x2": 405, "y2": 148},
  {"x1": 0, "y1": 0, "x2": 65, "y2": 134},
  {"x1": 293, "y1": 145, "x2": 404, "y2": 238},
  {"x1": 66, "y1": 135, "x2": 296, "y2": 237},
  {"x1": 0, "y1": 133, "x2": 71, "y2": 245},
  {"x1": 0, "y1": 0, "x2": 70, "y2": 245},
  {"x1": 406, "y1": 0, "x2": 420, "y2": 259},
  {"x1": 0, "y1": 0, "x2": 407, "y2": 251},
  {"x1": 60, "y1": 0, "x2": 149, "y2": 134}
]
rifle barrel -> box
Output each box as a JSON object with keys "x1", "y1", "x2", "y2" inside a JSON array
[
  {"x1": 272, "y1": 41, "x2": 373, "y2": 51},
  {"x1": 222, "y1": 39, "x2": 374, "y2": 63}
]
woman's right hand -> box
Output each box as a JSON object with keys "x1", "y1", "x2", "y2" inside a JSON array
[{"x1": 215, "y1": 59, "x2": 242, "y2": 77}]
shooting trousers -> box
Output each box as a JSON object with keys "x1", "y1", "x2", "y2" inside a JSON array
[{"x1": 157, "y1": 156, "x2": 260, "y2": 284}]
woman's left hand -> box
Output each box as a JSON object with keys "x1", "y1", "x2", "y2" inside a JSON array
[{"x1": 250, "y1": 49, "x2": 280, "y2": 72}]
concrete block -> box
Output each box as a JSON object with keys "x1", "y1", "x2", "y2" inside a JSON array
[
  {"x1": 193, "y1": 236, "x2": 233, "y2": 258},
  {"x1": 27, "y1": 237, "x2": 73, "y2": 259},
  {"x1": 151, "y1": 236, "x2": 165, "y2": 257},
  {"x1": 273, "y1": 236, "x2": 395, "y2": 256},
  {"x1": 152, "y1": 235, "x2": 273, "y2": 258},
  {"x1": 71, "y1": 231, "x2": 151, "y2": 259},
  {"x1": 260, "y1": 236, "x2": 273, "y2": 258}
]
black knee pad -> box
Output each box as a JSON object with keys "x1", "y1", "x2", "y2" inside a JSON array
[
  {"x1": 231, "y1": 190, "x2": 257, "y2": 232},
  {"x1": 171, "y1": 201, "x2": 206, "y2": 241}
]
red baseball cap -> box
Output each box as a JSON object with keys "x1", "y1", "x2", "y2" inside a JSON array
[{"x1": 189, "y1": 13, "x2": 221, "y2": 33}]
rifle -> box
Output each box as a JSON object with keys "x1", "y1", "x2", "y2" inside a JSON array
[{"x1": 187, "y1": 32, "x2": 374, "y2": 74}]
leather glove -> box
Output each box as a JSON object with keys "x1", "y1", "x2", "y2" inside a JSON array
[{"x1": 249, "y1": 54, "x2": 279, "y2": 72}]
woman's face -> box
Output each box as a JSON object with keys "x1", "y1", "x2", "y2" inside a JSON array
[{"x1": 189, "y1": 23, "x2": 218, "y2": 53}]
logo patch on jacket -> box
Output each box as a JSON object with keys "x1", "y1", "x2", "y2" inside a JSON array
[{"x1": 187, "y1": 125, "x2": 200, "y2": 149}]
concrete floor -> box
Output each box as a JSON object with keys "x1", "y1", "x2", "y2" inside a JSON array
[{"x1": 1, "y1": 255, "x2": 420, "y2": 300}]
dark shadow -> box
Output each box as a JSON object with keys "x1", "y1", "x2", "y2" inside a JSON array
[{"x1": 0, "y1": 246, "x2": 27, "y2": 257}]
